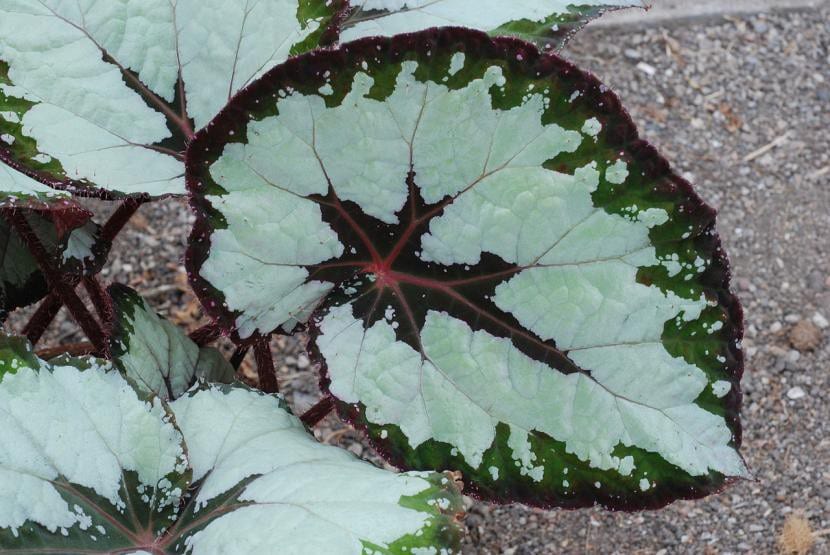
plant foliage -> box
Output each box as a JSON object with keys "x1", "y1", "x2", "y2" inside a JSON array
[
  {"x1": 0, "y1": 320, "x2": 462, "y2": 553},
  {"x1": 0, "y1": 1, "x2": 747, "y2": 552},
  {"x1": 187, "y1": 29, "x2": 746, "y2": 509},
  {"x1": 0, "y1": 168, "x2": 100, "y2": 321},
  {"x1": 108, "y1": 284, "x2": 235, "y2": 400}
]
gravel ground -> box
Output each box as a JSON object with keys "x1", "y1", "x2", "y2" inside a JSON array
[{"x1": 6, "y1": 6, "x2": 829, "y2": 554}]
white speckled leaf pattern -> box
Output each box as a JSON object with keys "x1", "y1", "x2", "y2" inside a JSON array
[
  {"x1": 0, "y1": 334, "x2": 462, "y2": 553},
  {"x1": 339, "y1": 0, "x2": 645, "y2": 48},
  {"x1": 0, "y1": 0, "x2": 338, "y2": 197},
  {"x1": 187, "y1": 31, "x2": 745, "y2": 509}
]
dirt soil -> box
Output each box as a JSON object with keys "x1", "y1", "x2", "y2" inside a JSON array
[{"x1": 8, "y1": 5, "x2": 829, "y2": 555}]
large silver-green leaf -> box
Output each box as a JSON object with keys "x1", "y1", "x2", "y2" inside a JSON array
[
  {"x1": 187, "y1": 29, "x2": 746, "y2": 510},
  {"x1": 169, "y1": 385, "x2": 462, "y2": 554},
  {"x1": 338, "y1": 0, "x2": 645, "y2": 49},
  {"x1": 0, "y1": 1, "x2": 644, "y2": 198},
  {"x1": 0, "y1": 0, "x2": 340, "y2": 198},
  {"x1": 108, "y1": 284, "x2": 235, "y2": 400},
  {"x1": 0, "y1": 334, "x2": 463, "y2": 553},
  {"x1": 0, "y1": 334, "x2": 190, "y2": 550}
]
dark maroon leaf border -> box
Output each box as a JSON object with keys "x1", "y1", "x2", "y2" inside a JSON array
[
  {"x1": 0, "y1": 146, "x2": 116, "y2": 200},
  {"x1": 185, "y1": 28, "x2": 744, "y2": 511}
]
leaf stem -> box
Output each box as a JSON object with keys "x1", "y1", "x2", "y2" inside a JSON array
[
  {"x1": 230, "y1": 345, "x2": 249, "y2": 370},
  {"x1": 101, "y1": 196, "x2": 149, "y2": 243},
  {"x1": 36, "y1": 341, "x2": 95, "y2": 360},
  {"x1": 253, "y1": 338, "x2": 279, "y2": 393},
  {"x1": 22, "y1": 293, "x2": 63, "y2": 345},
  {"x1": 189, "y1": 322, "x2": 223, "y2": 346},
  {"x1": 3, "y1": 210, "x2": 107, "y2": 354},
  {"x1": 82, "y1": 276, "x2": 110, "y2": 326},
  {"x1": 300, "y1": 396, "x2": 334, "y2": 427}
]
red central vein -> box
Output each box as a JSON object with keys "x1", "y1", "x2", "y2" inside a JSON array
[
  {"x1": 381, "y1": 174, "x2": 420, "y2": 268},
  {"x1": 381, "y1": 153, "x2": 522, "y2": 270},
  {"x1": 386, "y1": 270, "x2": 574, "y2": 368},
  {"x1": 310, "y1": 260, "x2": 374, "y2": 272},
  {"x1": 379, "y1": 185, "x2": 479, "y2": 270},
  {"x1": 443, "y1": 267, "x2": 525, "y2": 287},
  {"x1": 389, "y1": 282, "x2": 427, "y2": 354},
  {"x1": 381, "y1": 217, "x2": 418, "y2": 270},
  {"x1": 308, "y1": 146, "x2": 572, "y2": 368},
  {"x1": 330, "y1": 197, "x2": 383, "y2": 266},
  {"x1": 307, "y1": 199, "x2": 579, "y2": 373},
  {"x1": 320, "y1": 194, "x2": 553, "y2": 354}
]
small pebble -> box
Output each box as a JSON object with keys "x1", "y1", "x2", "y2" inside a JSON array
[
  {"x1": 786, "y1": 386, "x2": 806, "y2": 400},
  {"x1": 789, "y1": 320, "x2": 822, "y2": 351},
  {"x1": 806, "y1": 270, "x2": 826, "y2": 291},
  {"x1": 637, "y1": 62, "x2": 657, "y2": 76},
  {"x1": 752, "y1": 21, "x2": 769, "y2": 33}
]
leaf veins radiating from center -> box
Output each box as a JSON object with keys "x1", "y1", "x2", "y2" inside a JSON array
[{"x1": 188, "y1": 29, "x2": 745, "y2": 510}]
